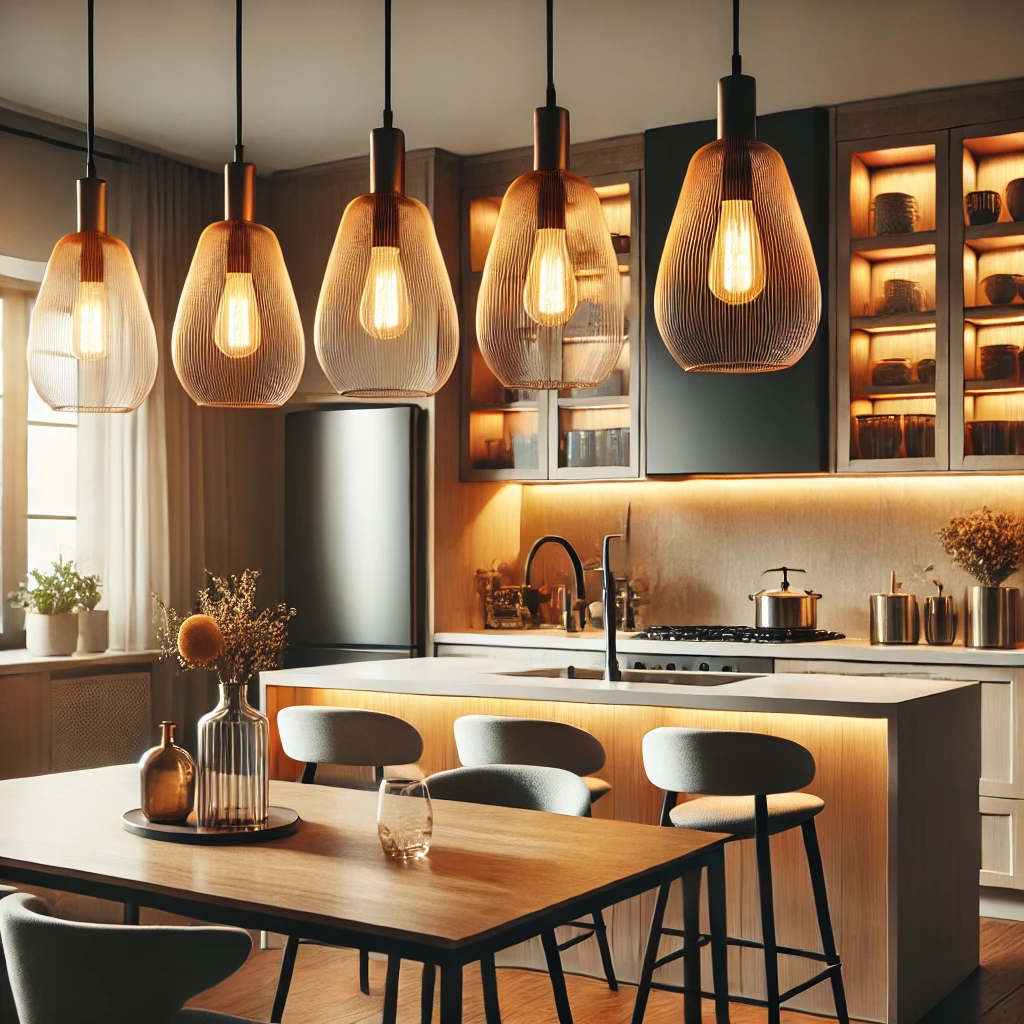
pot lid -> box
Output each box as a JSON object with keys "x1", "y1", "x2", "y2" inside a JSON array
[{"x1": 750, "y1": 567, "x2": 821, "y2": 600}]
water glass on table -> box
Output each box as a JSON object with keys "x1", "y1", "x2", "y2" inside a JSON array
[{"x1": 377, "y1": 778, "x2": 433, "y2": 860}]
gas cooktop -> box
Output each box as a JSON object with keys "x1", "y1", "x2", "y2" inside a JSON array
[{"x1": 634, "y1": 625, "x2": 846, "y2": 644}]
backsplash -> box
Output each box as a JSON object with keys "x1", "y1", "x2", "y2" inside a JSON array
[{"x1": 461, "y1": 475, "x2": 1024, "y2": 640}]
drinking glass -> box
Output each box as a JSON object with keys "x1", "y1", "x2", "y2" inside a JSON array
[{"x1": 377, "y1": 778, "x2": 432, "y2": 860}]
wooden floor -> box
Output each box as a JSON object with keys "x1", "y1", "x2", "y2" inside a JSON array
[{"x1": 188, "y1": 917, "x2": 1024, "y2": 1024}]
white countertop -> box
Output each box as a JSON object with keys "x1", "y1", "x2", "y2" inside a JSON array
[
  {"x1": 262, "y1": 655, "x2": 976, "y2": 719},
  {"x1": 434, "y1": 629, "x2": 1024, "y2": 667},
  {"x1": 0, "y1": 648, "x2": 160, "y2": 677}
]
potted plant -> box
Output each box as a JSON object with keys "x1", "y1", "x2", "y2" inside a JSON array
[
  {"x1": 937, "y1": 507, "x2": 1024, "y2": 648},
  {"x1": 8, "y1": 557, "x2": 82, "y2": 657},
  {"x1": 75, "y1": 572, "x2": 107, "y2": 653}
]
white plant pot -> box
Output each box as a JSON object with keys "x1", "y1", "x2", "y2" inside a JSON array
[
  {"x1": 25, "y1": 612, "x2": 79, "y2": 657},
  {"x1": 77, "y1": 609, "x2": 109, "y2": 654}
]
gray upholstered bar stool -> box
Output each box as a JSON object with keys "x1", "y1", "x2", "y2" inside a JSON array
[
  {"x1": 0, "y1": 891, "x2": 255, "y2": 1024},
  {"x1": 409, "y1": 764, "x2": 595, "y2": 1024},
  {"x1": 635, "y1": 727, "x2": 849, "y2": 1024},
  {"x1": 272, "y1": 705, "x2": 425, "y2": 1023}
]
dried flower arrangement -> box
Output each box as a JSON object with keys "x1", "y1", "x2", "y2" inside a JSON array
[
  {"x1": 156, "y1": 569, "x2": 296, "y2": 686},
  {"x1": 936, "y1": 507, "x2": 1024, "y2": 587}
]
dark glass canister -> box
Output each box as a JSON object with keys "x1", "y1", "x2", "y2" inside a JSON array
[{"x1": 140, "y1": 721, "x2": 196, "y2": 823}]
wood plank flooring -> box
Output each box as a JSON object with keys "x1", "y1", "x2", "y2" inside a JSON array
[{"x1": 188, "y1": 917, "x2": 1024, "y2": 1024}]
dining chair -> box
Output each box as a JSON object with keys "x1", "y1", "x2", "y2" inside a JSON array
[
  {"x1": 0, "y1": 891, "x2": 254, "y2": 1024},
  {"x1": 0, "y1": 885, "x2": 17, "y2": 1024},
  {"x1": 392, "y1": 764, "x2": 597, "y2": 1024},
  {"x1": 272, "y1": 704, "x2": 425, "y2": 1023},
  {"x1": 635, "y1": 727, "x2": 849, "y2": 1024}
]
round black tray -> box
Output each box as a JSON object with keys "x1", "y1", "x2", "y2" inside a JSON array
[{"x1": 122, "y1": 806, "x2": 300, "y2": 845}]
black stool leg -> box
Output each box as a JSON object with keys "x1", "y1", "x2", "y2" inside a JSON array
[
  {"x1": 591, "y1": 908, "x2": 618, "y2": 991},
  {"x1": 754, "y1": 795, "x2": 781, "y2": 1024},
  {"x1": 480, "y1": 953, "x2": 502, "y2": 1024},
  {"x1": 359, "y1": 947, "x2": 370, "y2": 995},
  {"x1": 381, "y1": 956, "x2": 401, "y2": 1024},
  {"x1": 421, "y1": 962, "x2": 437, "y2": 1024},
  {"x1": 631, "y1": 882, "x2": 671, "y2": 1024},
  {"x1": 270, "y1": 936, "x2": 300, "y2": 1023},
  {"x1": 682, "y1": 867, "x2": 703, "y2": 1024},
  {"x1": 802, "y1": 819, "x2": 850, "y2": 1024},
  {"x1": 706, "y1": 847, "x2": 731, "y2": 1024},
  {"x1": 541, "y1": 929, "x2": 575, "y2": 1024},
  {"x1": 439, "y1": 964, "x2": 463, "y2": 1024}
]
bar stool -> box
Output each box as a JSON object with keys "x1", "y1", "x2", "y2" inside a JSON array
[
  {"x1": 634, "y1": 727, "x2": 849, "y2": 1024},
  {"x1": 0, "y1": 886, "x2": 17, "y2": 1024},
  {"x1": 272, "y1": 705, "x2": 424, "y2": 1023},
  {"x1": 0, "y1": 891, "x2": 255, "y2": 1024},
  {"x1": 413, "y1": 764, "x2": 595, "y2": 1024}
]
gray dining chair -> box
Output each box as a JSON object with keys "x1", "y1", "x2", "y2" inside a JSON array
[
  {"x1": 393, "y1": 764, "x2": 599, "y2": 1024},
  {"x1": 454, "y1": 714, "x2": 612, "y2": 803},
  {"x1": 0, "y1": 891, "x2": 254, "y2": 1024},
  {"x1": 634, "y1": 727, "x2": 848, "y2": 1024},
  {"x1": 272, "y1": 704, "x2": 425, "y2": 1024},
  {"x1": 0, "y1": 886, "x2": 17, "y2": 1024}
]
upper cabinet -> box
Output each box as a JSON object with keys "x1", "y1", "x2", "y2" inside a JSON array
[
  {"x1": 644, "y1": 108, "x2": 831, "y2": 476},
  {"x1": 459, "y1": 137, "x2": 643, "y2": 481}
]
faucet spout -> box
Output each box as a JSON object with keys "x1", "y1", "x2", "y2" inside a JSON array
[
  {"x1": 524, "y1": 535, "x2": 587, "y2": 606},
  {"x1": 602, "y1": 534, "x2": 622, "y2": 682}
]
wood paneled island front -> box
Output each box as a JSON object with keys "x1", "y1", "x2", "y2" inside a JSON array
[{"x1": 260, "y1": 658, "x2": 980, "y2": 1024}]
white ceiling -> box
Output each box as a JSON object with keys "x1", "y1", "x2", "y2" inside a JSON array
[{"x1": 1, "y1": 0, "x2": 1021, "y2": 175}]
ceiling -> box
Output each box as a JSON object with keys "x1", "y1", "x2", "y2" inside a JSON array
[{"x1": 1, "y1": 0, "x2": 1021, "y2": 175}]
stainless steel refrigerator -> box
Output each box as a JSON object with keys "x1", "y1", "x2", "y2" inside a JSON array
[{"x1": 284, "y1": 405, "x2": 425, "y2": 667}]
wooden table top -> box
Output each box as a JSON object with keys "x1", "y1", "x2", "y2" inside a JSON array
[{"x1": 0, "y1": 766, "x2": 725, "y2": 957}]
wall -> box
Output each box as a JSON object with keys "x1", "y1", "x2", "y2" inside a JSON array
[{"x1": 439, "y1": 475, "x2": 1024, "y2": 640}]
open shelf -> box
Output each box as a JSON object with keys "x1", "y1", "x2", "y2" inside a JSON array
[
  {"x1": 851, "y1": 233, "x2": 936, "y2": 256},
  {"x1": 556, "y1": 395, "x2": 630, "y2": 410},
  {"x1": 469, "y1": 402, "x2": 539, "y2": 413},
  {"x1": 964, "y1": 379, "x2": 1024, "y2": 394},
  {"x1": 851, "y1": 313, "x2": 936, "y2": 332},
  {"x1": 965, "y1": 305, "x2": 1024, "y2": 325},
  {"x1": 852, "y1": 384, "x2": 936, "y2": 400}
]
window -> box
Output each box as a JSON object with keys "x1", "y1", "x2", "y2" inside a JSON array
[{"x1": 0, "y1": 280, "x2": 76, "y2": 644}]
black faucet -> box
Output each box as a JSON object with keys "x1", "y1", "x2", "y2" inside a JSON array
[
  {"x1": 524, "y1": 536, "x2": 586, "y2": 619},
  {"x1": 603, "y1": 534, "x2": 621, "y2": 682}
]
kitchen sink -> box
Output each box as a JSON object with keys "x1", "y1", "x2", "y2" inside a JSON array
[{"x1": 501, "y1": 666, "x2": 762, "y2": 686}]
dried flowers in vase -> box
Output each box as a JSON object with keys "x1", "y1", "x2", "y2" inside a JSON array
[
  {"x1": 154, "y1": 570, "x2": 296, "y2": 828},
  {"x1": 936, "y1": 507, "x2": 1024, "y2": 587}
]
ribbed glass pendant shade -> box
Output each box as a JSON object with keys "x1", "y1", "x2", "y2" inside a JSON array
[
  {"x1": 655, "y1": 136, "x2": 820, "y2": 372},
  {"x1": 477, "y1": 166, "x2": 624, "y2": 390},
  {"x1": 172, "y1": 166, "x2": 304, "y2": 408},
  {"x1": 315, "y1": 188, "x2": 458, "y2": 397}
]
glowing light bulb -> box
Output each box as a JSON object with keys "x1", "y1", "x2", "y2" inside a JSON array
[
  {"x1": 71, "y1": 280, "x2": 109, "y2": 361},
  {"x1": 707, "y1": 199, "x2": 766, "y2": 305},
  {"x1": 214, "y1": 272, "x2": 261, "y2": 358},
  {"x1": 523, "y1": 227, "x2": 578, "y2": 327},
  {"x1": 358, "y1": 246, "x2": 411, "y2": 340}
]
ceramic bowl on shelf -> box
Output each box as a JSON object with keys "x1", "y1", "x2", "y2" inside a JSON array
[
  {"x1": 871, "y1": 358, "x2": 913, "y2": 386},
  {"x1": 968, "y1": 420, "x2": 1012, "y2": 456},
  {"x1": 915, "y1": 358, "x2": 936, "y2": 385},
  {"x1": 904, "y1": 414, "x2": 936, "y2": 459},
  {"x1": 982, "y1": 274, "x2": 1018, "y2": 306},
  {"x1": 966, "y1": 190, "x2": 1002, "y2": 226},
  {"x1": 856, "y1": 415, "x2": 902, "y2": 459},
  {"x1": 872, "y1": 192, "x2": 917, "y2": 236},
  {"x1": 879, "y1": 277, "x2": 924, "y2": 315},
  {"x1": 1006, "y1": 178, "x2": 1024, "y2": 222},
  {"x1": 980, "y1": 344, "x2": 1020, "y2": 381}
]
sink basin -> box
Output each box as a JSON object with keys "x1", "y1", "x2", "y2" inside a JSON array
[{"x1": 502, "y1": 667, "x2": 762, "y2": 686}]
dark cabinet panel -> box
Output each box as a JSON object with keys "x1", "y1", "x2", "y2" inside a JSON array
[{"x1": 644, "y1": 108, "x2": 831, "y2": 475}]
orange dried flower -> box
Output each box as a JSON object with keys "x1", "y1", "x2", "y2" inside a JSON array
[{"x1": 177, "y1": 614, "x2": 225, "y2": 666}]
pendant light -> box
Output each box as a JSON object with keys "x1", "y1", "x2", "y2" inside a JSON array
[
  {"x1": 475, "y1": 0, "x2": 624, "y2": 390},
  {"x1": 27, "y1": 0, "x2": 158, "y2": 413},
  {"x1": 314, "y1": 0, "x2": 458, "y2": 398},
  {"x1": 172, "y1": 0, "x2": 304, "y2": 408},
  {"x1": 654, "y1": 0, "x2": 820, "y2": 373}
]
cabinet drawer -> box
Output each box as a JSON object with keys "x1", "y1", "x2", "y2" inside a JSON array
[{"x1": 980, "y1": 796, "x2": 1024, "y2": 890}]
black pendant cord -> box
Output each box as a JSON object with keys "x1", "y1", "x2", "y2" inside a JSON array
[
  {"x1": 86, "y1": 0, "x2": 95, "y2": 178},
  {"x1": 234, "y1": 0, "x2": 244, "y2": 162},
  {"x1": 383, "y1": 0, "x2": 393, "y2": 128},
  {"x1": 731, "y1": 0, "x2": 741, "y2": 75},
  {"x1": 545, "y1": 0, "x2": 556, "y2": 107}
]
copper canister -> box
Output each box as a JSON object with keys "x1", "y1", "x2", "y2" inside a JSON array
[{"x1": 924, "y1": 595, "x2": 958, "y2": 645}]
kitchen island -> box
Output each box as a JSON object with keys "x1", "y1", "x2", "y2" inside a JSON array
[{"x1": 260, "y1": 657, "x2": 980, "y2": 1024}]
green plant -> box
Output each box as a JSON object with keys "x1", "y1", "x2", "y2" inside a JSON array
[
  {"x1": 76, "y1": 572, "x2": 102, "y2": 612},
  {"x1": 7, "y1": 557, "x2": 82, "y2": 615}
]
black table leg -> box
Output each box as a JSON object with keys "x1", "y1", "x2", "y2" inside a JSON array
[
  {"x1": 439, "y1": 964, "x2": 463, "y2": 1024},
  {"x1": 480, "y1": 953, "x2": 502, "y2": 1024},
  {"x1": 541, "y1": 930, "x2": 575, "y2": 1024},
  {"x1": 706, "y1": 848, "x2": 731, "y2": 1024},
  {"x1": 591, "y1": 908, "x2": 618, "y2": 991},
  {"x1": 122, "y1": 902, "x2": 139, "y2": 925},
  {"x1": 631, "y1": 882, "x2": 670, "y2": 1024},
  {"x1": 421, "y1": 962, "x2": 436, "y2": 1024},
  {"x1": 270, "y1": 936, "x2": 300, "y2": 1023},
  {"x1": 359, "y1": 947, "x2": 370, "y2": 995},
  {"x1": 682, "y1": 867, "x2": 703, "y2": 1024},
  {"x1": 381, "y1": 955, "x2": 401, "y2": 1024}
]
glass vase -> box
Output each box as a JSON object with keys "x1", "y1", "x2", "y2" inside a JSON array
[{"x1": 196, "y1": 678, "x2": 269, "y2": 829}]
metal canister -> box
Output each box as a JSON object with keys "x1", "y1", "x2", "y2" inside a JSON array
[
  {"x1": 967, "y1": 586, "x2": 1020, "y2": 649},
  {"x1": 870, "y1": 571, "x2": 920, "y2": 645},
  {"x1": 923, "y1": 595, "x2": 958, "y2": 645}
]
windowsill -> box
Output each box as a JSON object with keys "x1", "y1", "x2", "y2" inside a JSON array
[{"x1": 0, "y1": 649, "x2": 161, "y2": 676}]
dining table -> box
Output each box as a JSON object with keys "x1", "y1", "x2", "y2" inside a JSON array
[{"x1": 0, "y1": 764, "x2": 729, "y2": 1024}]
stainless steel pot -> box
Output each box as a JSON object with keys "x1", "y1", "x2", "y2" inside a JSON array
[{"x1": 749, "y1": 567, "x2": 820, "y2": 629}]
